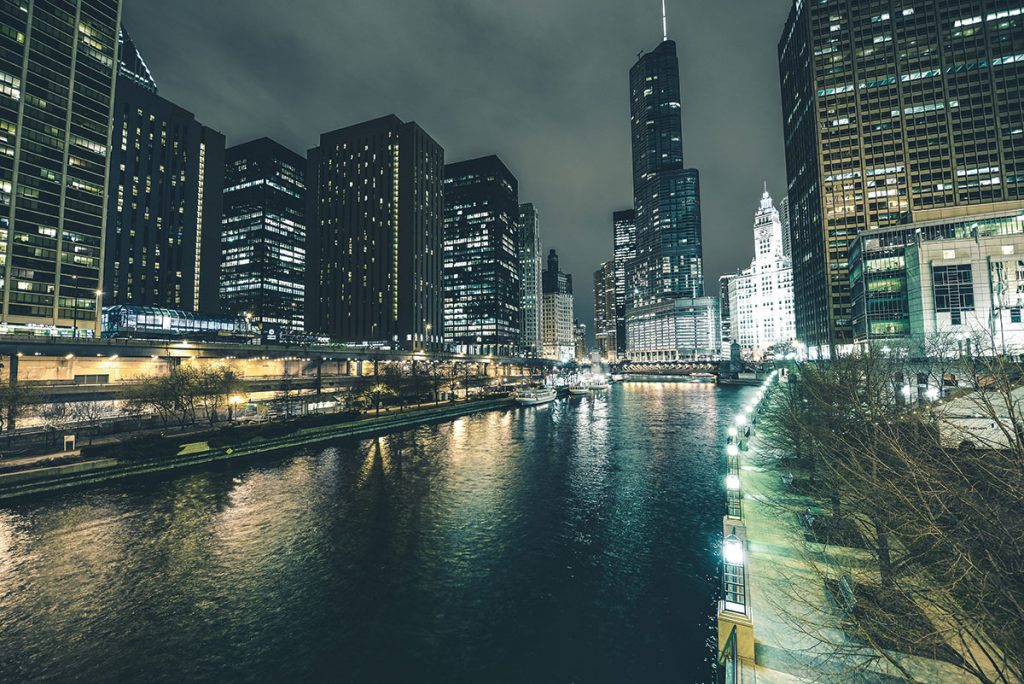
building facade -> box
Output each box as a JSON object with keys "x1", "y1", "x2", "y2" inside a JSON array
[
  {"x1": 594, "y1": 260, "x2": 617, "y2": 360},
  {"x1": 612, "y1": 208, "x2": 635, "y2": 356},
  {"x1": 719, "y1": 273, "x2": 736, "y2": 353},
  {"x1": 779, "y1": 0, "x2": 1024, "y2": 353},
  {"x1": 305, "y1": 115, "x2": 444, "y2": 350},
  {"x1": 541, "y1": 249, "x2": 574, "y2": 361},
  {"x1": 727, "y1": 187, "x2": 797, "y2": 360},
  {"x1": 106, "y1": 77, "x2": 224, "y2": 314},
  {"x1": 626, "y1": 297, "x2": 720, "y2": 362},
  {"x1": 574, "y1": 320, "x2": 588, "y2": 363},
  {"x1": 779, "y1": 195, "x2": 792, "y2": 258},
  {"x1": 626, "y1": 36, "x2": 707, "y2": 359},
  {"x1": 0, "y1": 0, "x2": 122, "y2": 336},
  {"x1": 442, "y1": 156, "x2": 520, "y2": 356},
  {"x1": 518, "y1": 202, "x2": 542, "y2": 355},
  {"x1": 850, "y1": 205, "x2": 1024, "y2": 353},
  {"x1": 221, "y1": 138, "x2": 305, "y2": 334}
]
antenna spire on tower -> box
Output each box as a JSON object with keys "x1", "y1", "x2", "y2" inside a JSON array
[{"x1": 662, "y1": 0, "x2": 668, "y2": 42}]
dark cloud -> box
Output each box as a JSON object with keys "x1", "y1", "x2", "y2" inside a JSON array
[{"x1": 124, "y1": 0, "x2": 792, "y2": 337}]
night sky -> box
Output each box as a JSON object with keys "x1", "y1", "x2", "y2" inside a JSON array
[{"x1": 123, "y1": 0, "x2": 793, "y2": 336}]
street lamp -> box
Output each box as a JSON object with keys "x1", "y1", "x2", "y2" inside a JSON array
[
  {"x1": 726, "y1": 443, "x2": 739, "y2": 458},
  {"x1": 726, "y1": 474, "x2": 741, "y2": 491}
]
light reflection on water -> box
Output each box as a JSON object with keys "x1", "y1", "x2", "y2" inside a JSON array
[{"x1": 0, "y1": 383, "x2": 754, "y2": 683}]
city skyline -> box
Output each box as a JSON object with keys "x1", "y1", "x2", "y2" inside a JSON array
[{"x1": 121, "y1": 0, "x2": 793, "y2": 337}]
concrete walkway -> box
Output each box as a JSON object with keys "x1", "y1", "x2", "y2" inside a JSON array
[{"x1": 740, "y1": 432, "x2": 976, "y2": 683}]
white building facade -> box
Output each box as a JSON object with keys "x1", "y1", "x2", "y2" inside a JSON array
[
  {"x1": 542, "y1": 291, "x2": 574, "y2": 362},
  {"x1": 727, "y1": 187, "x2": 796, "y2": 360}
]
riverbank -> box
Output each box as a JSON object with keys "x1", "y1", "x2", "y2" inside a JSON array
[{"x1": 0, "y1": 396, "x2": 522, "y2": 503}]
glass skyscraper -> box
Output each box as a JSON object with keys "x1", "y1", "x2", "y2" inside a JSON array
[
  {"x1": 779, "y1": 0, "x2": 1024, "y2": 352},
  {"x1": 518, "y1": 202, "x2": 542, "y2": 355},
  {"x1": 221, "y1": 138, "x2": 305, "y2": 334},
  {"x1": 0, "y1": 0, "x2": 121, "y2": 335},
  {"x1": 625, "y1": 34, "x2": 712, "y2": 360},
  {"x1": 305, "y1": 115, "x2": 444, "y2": 350},
  {"x1": 612, "y1": 208, "x2": 635, "y2": 355},
  {"x1": 442, "y1": 155, "x2": 520, "y2": 356},
  {"x1": 629, "y1": 39, "x2": 704, "y2": 309}
]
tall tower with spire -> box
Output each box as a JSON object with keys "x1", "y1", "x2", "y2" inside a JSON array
[{"x1": 624, "y1": 3, "x2": 713, "y2": 361}]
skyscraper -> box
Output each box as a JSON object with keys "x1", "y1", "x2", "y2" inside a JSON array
[
  {"x1": 305, "y1": 115, "x2": 444, "y2": 350},
  {"x1": 0, "y1": 0, "x2": 121, "y2": 336},
  {"x1": 221, "y1": 138, "x2": 306, "y2": 334},
  {"x1": 612, "y1": 209, "x2": 635, "y2": 356},
  {"x1": 778, "y1": 196, "x2": 791, "y2": 259},
  {"x1": 518, "y1": 202, "x2": 542, "y2": 355},
  {"x1": 442, "y1": 155, "x2": 520, "y2": 356},
  {"x1": 728, "y1": 186, "x2": 796, "y2": 360},
  {"x1": 779, "y1": 0, "x2": 1024, "y2": 352},
  {"x1": 106, "y1": 69, "x2": 225, "y2": 314},
  {"x1": 541, "y1": 249, "x2": 574, "y2": 361},
  {"x1": 594, "y1": 260, "x2": 618, "y2": 360},
  {"x1": 625, "y1": 18, "x2": 712, "y2": 360}
]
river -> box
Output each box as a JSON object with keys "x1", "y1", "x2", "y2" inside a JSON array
[{"x1": 0, "y1": 382, "x2": 754, "y2": 683}]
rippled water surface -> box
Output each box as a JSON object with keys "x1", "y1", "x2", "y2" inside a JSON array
[{"x1": 0, "y1": 383, "x2": 753, "y2": 683}]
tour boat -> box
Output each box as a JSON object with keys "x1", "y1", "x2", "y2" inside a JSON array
[
  {"x1": 590, "y1": 381, "x2": 611, "y2": 391},
  {"x1": 515, "y1": 387, "x2": 558, "y2": 406},
  {"x1": 610, "y1": 374, "x2": 624, "y2": 383},
  {"x1": 568, "y1": 384, "x2": 591, "y2": 396}
]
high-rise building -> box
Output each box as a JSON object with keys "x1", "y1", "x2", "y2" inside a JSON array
[
  {"x1": 117, "y1": 26, "x2": 155, "y2": 93},
  {"x1": 305, "y1": 115, "x2": 444, "y2": 350},
  {"x1": 779, "y1": 0, "x2": 1024, "y2": 353},
  {"x1": 719, "y1": 273, "x2": 737, "y2": 350},
  {"x1": 0, "y1": 0, "x2": 122, "y2": 336},
  {"x1": 442, "y1": 156, "x2": 520, "y2": 356},
  {"x1": 518, "y1": 202, "x2": 542, "y2": 355},
  {"x1": 728, "y1": 187, "x2": 796, "y2": 360},
  {"x1": 106, "y1": 73, "x2": 225, "y2": 314},
  {"x1": 574, "y1": 320, "x2": 588, "y2": 363},
  {"x1": 594, "y1": 260, "x2": 618, "y2": 360},
  {"x1": 626, "y1": 25, "x2": 711, "y2": 359},
  {"x1": 778, "y1": 196, "x2": 792, "y2": 258},
  {"x1": 612, "y1": 209, "x2": 635, "y2": 356},
  {"x1": 221, "y1": 138, "x2": 306, "y2": 334},
  {"x1": 541, "y1": 249, "x2": 574, "y2": 361}
]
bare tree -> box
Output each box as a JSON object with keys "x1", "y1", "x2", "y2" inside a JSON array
[{"x1": 72, "y1": 400, "x2": 117, "y2": 445}]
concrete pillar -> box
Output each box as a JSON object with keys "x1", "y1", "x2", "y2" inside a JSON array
[{"x1": 7, "y1": 353, "x2": 18, "y2": 433}]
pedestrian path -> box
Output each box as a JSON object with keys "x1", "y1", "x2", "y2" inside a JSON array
[{"x1": 739, "y1": 436, "x2": 976, "y2": 683}]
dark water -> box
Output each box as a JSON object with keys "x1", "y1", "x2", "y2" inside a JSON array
[{"x1": 0, "y1": 383, "x2": 753, "y2": 683}]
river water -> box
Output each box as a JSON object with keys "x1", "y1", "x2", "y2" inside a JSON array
[{"x1": 0, "y1": 382, "x2": 753, "y2": 683}]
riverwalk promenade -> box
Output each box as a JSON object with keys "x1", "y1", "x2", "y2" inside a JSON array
[
  {"x1": 726, "y1": 393, "x2": 978, "y2": 682},
  {"x1": 0, "y1": 396, "x2": 521, "y2": 503}
]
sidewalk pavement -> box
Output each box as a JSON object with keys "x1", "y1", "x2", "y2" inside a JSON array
[{"x1": 740, "y1": 432, "x2": 976, "y2": 683}]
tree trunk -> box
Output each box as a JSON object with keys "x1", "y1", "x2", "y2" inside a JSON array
[{"x1": 873, "y1": 516, "x2": 894, "y2": 589}]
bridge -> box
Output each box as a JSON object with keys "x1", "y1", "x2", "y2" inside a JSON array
[{"x1": 617, "y1": 360, "x2": 743, "y2": 378}]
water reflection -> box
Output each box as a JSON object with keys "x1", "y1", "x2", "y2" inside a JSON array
[{"x1": 0, "y1": 383, "x2": 755, "y2": 683}]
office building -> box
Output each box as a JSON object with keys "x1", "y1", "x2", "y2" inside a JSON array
[
  {"x1": 594, "y1": 260, "x2": 618, "y2": 360},
  {"x1": 519, "y1": 202, "x2": 542, "y2": 355},
  {"x1": 221, "y1": 138, "x2": 305, "y2": 334},
  {"x1": 0, "y1": 0, "x2": 121, "y2": 336},
  {"x1": 719, "y1": 273, "x2": 737, "y2": 352},
  {"x1": 779, "y1": 0, "x2": 1024, "y2": 353},
  {"x1": 443, "y1": 156, "x2": 520, "y2": 356},
  {"x1": 779, "y1": 196, "x2": 792, "y2": 258},
  {"x1": 541, "y1": 249, "x2": 574, "y2": 361},
  {"x1": 626, "y1": 26, "x2": 708, "y2": 359},
  {"x1": 574, "y1": 320, "x2": 588, "y2": 363},
  {"x1": 106, "y1": 71, "x2": 224, "y2": 314},
  {"x1": 727, "y1": 187, "x2": 796, "y2": 360},
  {"x1": 305, "y1": 115, "x2": 444, "y2": 350},
  {"x1": 850, "y1": 206, "x2": 1024, "y2": 354},
  {"x1": 627, "y1": 296, "x2": 720, "y2": 361},
  {"x1": 612, "y1": 209, "x2": 636, "y2": 356}
]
